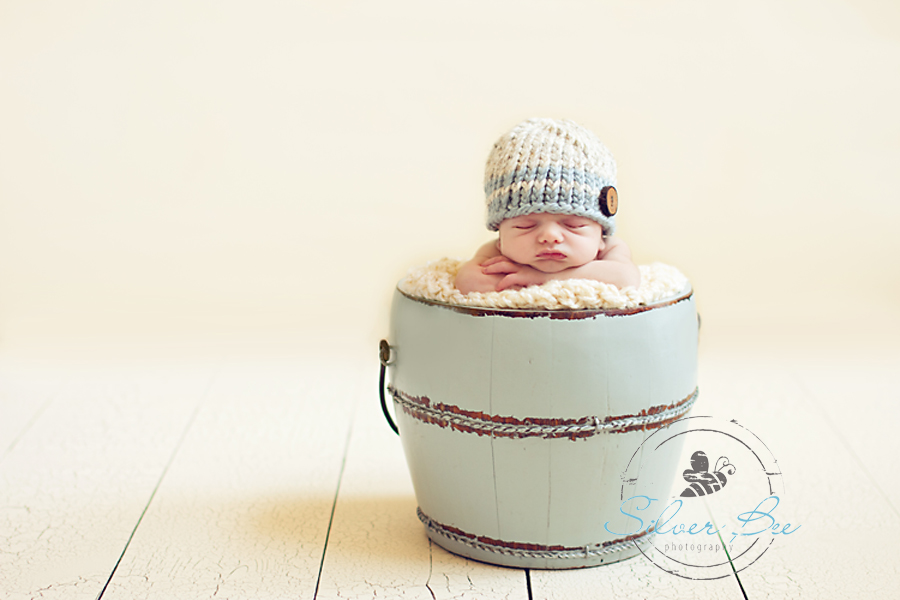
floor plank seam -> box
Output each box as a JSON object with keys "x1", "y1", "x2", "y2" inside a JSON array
[
  {"x1": 716, "y1": 525, "x2": 748, "y2": 599},
  {"x1": 312, "y1": 399, "x2": 358, "y2": 600},
  {"x1": 1, "y1": 396, "x2": 55, "y2": 464},
  {"x1": 94, "y1": 367, "x2": 218, "y2": 599},
  {"x1": 424, "y1": 539, "x2": 436, "y2": 600},
  {"x1": 789, "y1": 371, "x2": 900, "y2": 520},
  {"x1": 707, "y1": 498, "x2": 749, "y2": 599}
]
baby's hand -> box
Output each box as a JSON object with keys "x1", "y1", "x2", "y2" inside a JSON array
[
  {"x1": 496, "y1": 269, "x2": 550, "y2": 291},
  {"x1": 480, "y1": 255, "x2": 521, "y2": 275},
  {"x1": 482, "y1": 259, "x2": 550, "y2": 291}
]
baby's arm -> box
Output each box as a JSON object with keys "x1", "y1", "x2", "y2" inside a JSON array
[
  {"x1": 558, "y1": 237, "x2": 641, "y2": 289},
  {"x1": 484, "y1": 237, "x2": 640, "y2": 291},
  {"x1": 454, "y1": 240, "x2": 505, "y2": 294}
]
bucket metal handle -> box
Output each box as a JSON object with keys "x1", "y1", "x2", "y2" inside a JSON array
[{"x1": 379, "y1": 339, "x2": 399, "y2": 435}]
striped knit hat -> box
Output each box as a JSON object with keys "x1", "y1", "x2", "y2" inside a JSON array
[{"x1": 484, "y1": 118, "x2": 618, "y2": 234}]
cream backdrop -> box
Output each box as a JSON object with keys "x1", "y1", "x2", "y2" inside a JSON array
[{"x1": 1, "y1": 0, "x2": 898, "y2": 356}]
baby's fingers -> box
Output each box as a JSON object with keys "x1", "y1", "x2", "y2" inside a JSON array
[
  {"x1": 495, "y1": 273, "x2": 526, "y2": 291},
  {"x1": 483, "y1": 261, "x2": 518, "y2": 275},
  {"x1": 480, "y1": 256, "x2": 506, "y2": 267}
]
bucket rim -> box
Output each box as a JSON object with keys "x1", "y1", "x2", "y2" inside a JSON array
[{"x1": 395, "y1": 284, "x2": 694, "y2": 319}]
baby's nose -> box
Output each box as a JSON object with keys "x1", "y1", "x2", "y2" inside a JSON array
[{"x1": 537, "y1": 223, "x2": 564, "y2": 243}]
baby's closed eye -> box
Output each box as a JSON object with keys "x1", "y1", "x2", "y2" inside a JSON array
[{"x1": 562, "y1": 220, "x2": 591, "y2": 229}]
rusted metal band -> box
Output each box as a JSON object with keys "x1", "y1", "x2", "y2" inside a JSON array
[
  {"x1": 390, "y1": 386, "x2": 698, "y2": 439},
  {"x1": 417, "y1": 507, "x2": 651, "y2": 560}
]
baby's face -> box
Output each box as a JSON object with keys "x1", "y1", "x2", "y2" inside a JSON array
[{"x1": 498, "y1": 213, "x2": 605, "y2": 273}]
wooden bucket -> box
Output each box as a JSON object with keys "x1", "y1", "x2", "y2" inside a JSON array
[{"x1": 381, "y1": 285, "x2": 698, "y2": 569}]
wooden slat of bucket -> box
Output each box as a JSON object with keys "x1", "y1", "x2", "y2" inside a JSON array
[
  {"x1": 489, "y1": 316, "x2": 555, "y2": 417},
  {"x1": 389, "y1": 293, "x2": 494, "y2": 415},
  {"x1": 491, "y1": 435, "x2": 552, "y2": 552},
  {"x1": 490, "y1": 431, "x2": 662, "y2": 557},
  {"x1": 398, "y1": 416, "x2": 501, "y2": 540},
  {"x1": 316, "y1": 371, "x2": 529, "y2": 600},
  {"x1": 100, "y1": 356, "x2": 357, "y2": 599},
  {"x1": 485, "y1": 298, "x2": 698, "y2": 420}
]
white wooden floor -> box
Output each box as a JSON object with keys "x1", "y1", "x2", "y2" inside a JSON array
[{"x1": 1, "y1": 336, "x2": 898, "y2": 599}]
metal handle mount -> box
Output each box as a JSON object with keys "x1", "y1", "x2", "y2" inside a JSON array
[{"x1": 379, "y1": 339, "x2": 399, "y2": 435}]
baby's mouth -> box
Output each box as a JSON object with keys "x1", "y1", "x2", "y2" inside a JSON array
[{"x1": 537, "y1": 251, "x2": 567, "y2": 259}]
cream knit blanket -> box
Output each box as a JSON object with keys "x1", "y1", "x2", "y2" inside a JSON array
[{"x1": 398, "y1": 258, "x2": 689, "y2": 310}]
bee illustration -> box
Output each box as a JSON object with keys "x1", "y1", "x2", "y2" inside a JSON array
[{"x1": 680, "y1": 450, "x2": 736, "y2": 498}]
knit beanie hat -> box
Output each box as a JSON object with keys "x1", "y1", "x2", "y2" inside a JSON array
[{"x1": 484, "y1": 118, "x2": 618, "y2": 235}]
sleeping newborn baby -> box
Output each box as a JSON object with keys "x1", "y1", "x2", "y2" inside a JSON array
[{"x1": 455, "y1": 118, "x2": 641, "y2": 294}]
